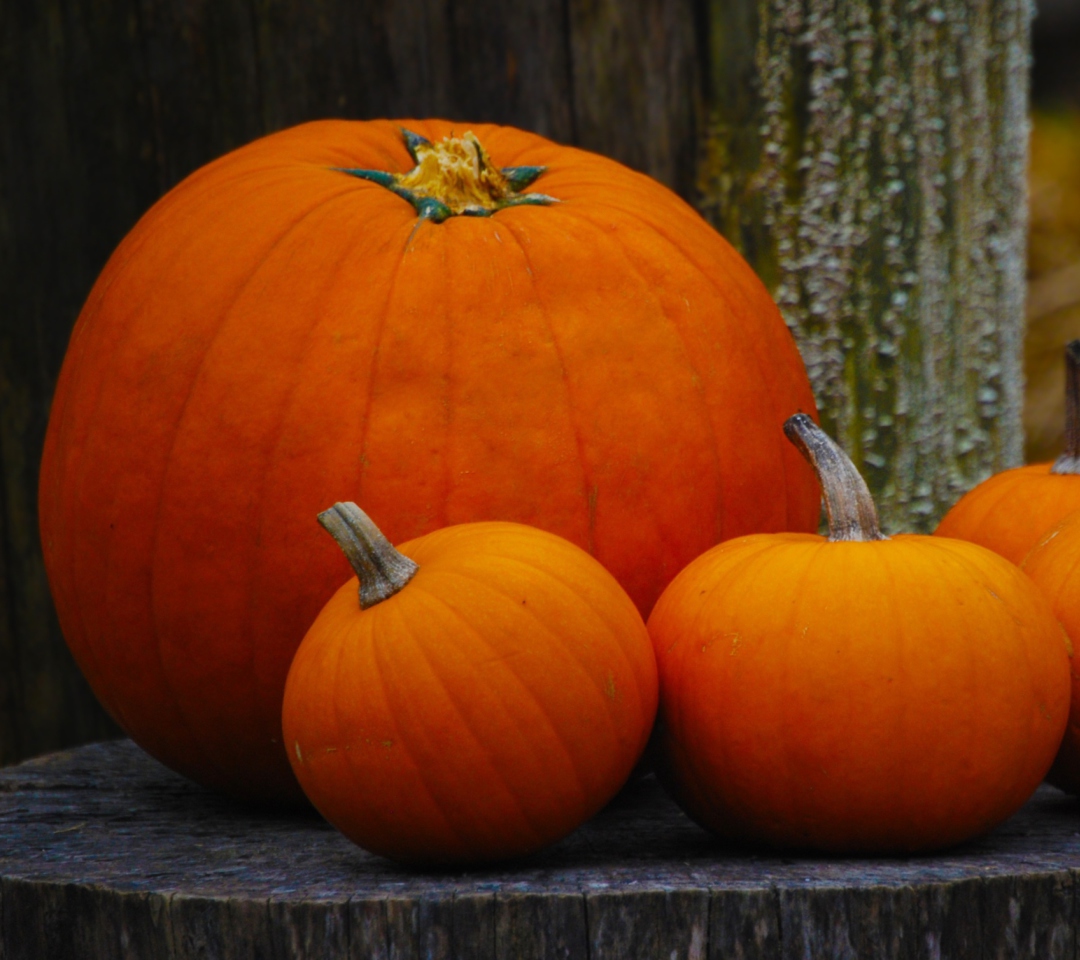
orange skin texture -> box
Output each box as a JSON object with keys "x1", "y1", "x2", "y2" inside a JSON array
[
  {"x1": 282, "y1": 521, "x2": 658, "y2": 865},
  {"x1": 648, "y1": 532, "x2": 1071, "y2": 854},
  {"x1": 38, "y1": 119, "x2": 818, "y2": 803},
  {"x1": 935, "y1": 464, "x2": 1080, "y2": 565},
  {"x1": 1022, "y1": 510, "x2": 1080, "y2": 794}
]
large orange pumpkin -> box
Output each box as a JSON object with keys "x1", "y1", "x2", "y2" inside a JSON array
[
  {"x1": 283, "y1": 503, "x2": 658, "y2": 864},
  {"x1": 649, "y1": 414, "x2": 1071, "y2": 853},
  {"x1": 39, "y1": 120, "x2": 818, "y2": 803},
  {"x1": 1022, "y1": 510, "x2": 1080, "y2": 793},
  {"x1": 935, "y1": 340, "x2": 1080, "y2": 564}
]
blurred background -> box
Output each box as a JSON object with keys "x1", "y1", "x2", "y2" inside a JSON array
[{"x1": 1026, "y1": 0, "x2": 1080, "y2": 460}]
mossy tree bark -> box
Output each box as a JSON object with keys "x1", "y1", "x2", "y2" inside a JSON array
[{"x1": 700, "y1": 0, "x2": 1030, "y2": 531}]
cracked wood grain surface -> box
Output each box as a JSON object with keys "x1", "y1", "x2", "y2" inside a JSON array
[{"x1": 1, "y1": 741, "x2": 1078, "y2": 958}]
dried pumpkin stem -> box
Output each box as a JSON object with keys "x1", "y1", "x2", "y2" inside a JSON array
[
  {"x1": 783, "y1": 414, "x2": 889, "y2": 543},
  {"x1": 1051, "y1": 340, "x2": 1080, "y2": 475},
  {"x1": 336, "y1": 128, "x2": 556, "y2": 223},
  {"x1": 318, "y1": 502, "x2": 418, "y2": 609}
]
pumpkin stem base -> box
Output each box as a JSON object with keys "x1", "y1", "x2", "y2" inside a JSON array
[
  {"x1": 337, "y1": 129, "x2": 557, "y2": 223},
  {"x1": 784, "y1": 414, "x2": 888, "y2": 542},
  {"x1": 318, "y1": 503, "x2": 418, "y2": 609}
]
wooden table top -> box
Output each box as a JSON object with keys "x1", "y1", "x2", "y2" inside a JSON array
[{"x1": 2, "y1": 739, "x2": 1079, "y2": 958}]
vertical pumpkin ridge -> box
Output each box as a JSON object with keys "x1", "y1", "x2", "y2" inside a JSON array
[
  {"x1": 244, "y1": 205, "x2": 408, "y2": 738},
  {"x1": 557, "y1": 207, "x2": 725, "y2": 546},
  {"x1": 388, "y1": 590, "x2": 553, "y2": 848},
  {"x1": 352, "y1": 221, "x2": 415, "y2": 514},
  {"x1": 141, "y1": 186, "x2": 364, "y2": 782},
  {"x1": 674, "y1": 538, "x2": 790, "y2": 831},
  {"x1": 669, "y1": 539, "x2": 756, "y2": 825},
  {"x1": 45, "y1": 169, "x2": 312, "y2": 726},
  {"x1": 551, "y1": 206, "x2": 727, "y2": 546},
  {"x1": 76, "y1": 188, "x2": 355, "y2": 778},
  {"x1": 333, "y1": 613, "x2": 448, "y2": 850},
  {"x1": 365, "y1": 602, "x2": 474, "y2": 854},
  {"x1": 430, "y1": 559, "x2": 641, "y2": 758},
  {"x1": 498, "y1": 220, "x2": 598, "y2": 553},
  {"x1": 774, "y1": 542, "x2": 828, "y2": 841},
  {"x1": 582, "y1": 201, "x2": 813, "y2": 532},
  {"x1": 438, "y1": 233, "x2": 461, "y2": 532},
  {"x1": 944, "y1": 542, "x2": 1051, "y2": 821},
  {"x1": 403, "y1": 578, "x2": 591, "y2": 825},
  {"x1": 915, "y1": 540, "x2": 1037, "y2": 838},
  {"x1": 876, "y1": 547, "x2": 911, "y2": 839}
]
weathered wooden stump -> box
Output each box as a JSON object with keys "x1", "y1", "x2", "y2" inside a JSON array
[{"x1": 1, "y1": 740, "x2": 1079, "y2": 959}]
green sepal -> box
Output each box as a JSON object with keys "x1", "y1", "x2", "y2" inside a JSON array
[
  {"x1": 335, "y1": 168, "x2": 397, "y2": 189},
  {"x1": 409, "y1": 194, "x2": 453, "y2": 223},
  {"x1": 401, "y1": 128, "x2": 431, "y2": 164},
  {"x1": 501, "y1": 166, "x2": 546, "y2": 191},
  {"x1": 503, "y1": 193, "x2": 558, "y2": 209},
  {"x1": 333, "y1": 131, "x2": 556, "y2": 223}
]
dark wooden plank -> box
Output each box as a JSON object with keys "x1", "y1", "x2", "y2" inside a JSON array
[
  {"x1": 978, "y1": 871, "x2": 1075, "y2": 960},
  {"x1": 0, "y1": 0, "x2": 131, "y2": 767},
  {"x1": 567, "y1": 0, "x2": 701, "y2": 194},
  {"x1": 4, "y1": 743, "x2": 1080, "y2": 957},
  {"x1": 778, "y1": 885, "x2": 860, "y2": 960},
  {"x1": 0, "y1": 878, "x2": 69, "y2": 960},
  {"x1": 269, "y1": 898, "x2": 349, "y2": 959},
  {"x1": 450, "y1": 893, "x2": 497, "y2": 960},
  {"x1": 118, "y1": 892, "x2": 173, "y2": 960},
  {"x1": 350, "y1": 894, "x2": 458, "y2": 960},
  {"x1": 707, "y1": 888, "x2": 780, "y2": 960},
  {"x1": 915, "y1": 878, "x2": 983, "y2": 960},
  {"x1": 844, "y1": 884, "x2": 917, "y2": 960},
  {"x1": 494, "y1": 893, "x2": 589, "y2": 960},
  {"x1": 586, "y1": 887, "x2": 709, "y2": 959}
]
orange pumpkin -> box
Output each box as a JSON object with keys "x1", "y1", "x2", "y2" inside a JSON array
[
  {"x1": 38, "y1": 120, "x2": 818, "y2": 803},
  {"x1": 935, "y1": 340, "x2": 1080, "y2": 564},
  {"x1": 648, "y1": 414, "x2": 1071, "y2": 853},
  {"x1": 282, "y1": 503, "x2": 658, "y2": 865},
  {"x1": 1022, "y1": 510, "x2": 1080, "y2": 793}
]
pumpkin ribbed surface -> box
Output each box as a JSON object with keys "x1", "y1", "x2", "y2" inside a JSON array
[
  {"x1": 1023, "y1": 511, "x2": 1080, "y2": 793},
  {"x1": 283, "y1": 520, "x2": 658, "y2": 864},
  {"x1": 649, "y1": 533, "x2": 1071, "y2": 853},
  {"x1": 39, "y1": 120, "x2": 818, "y2": 802}
]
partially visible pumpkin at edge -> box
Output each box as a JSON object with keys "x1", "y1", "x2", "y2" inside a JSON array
[{"x1": 39, "y1": 119, "x2": 820, "y2": 804}]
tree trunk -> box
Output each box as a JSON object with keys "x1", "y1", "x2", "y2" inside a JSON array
[{"x1": 699, "y1": 0, "x2": 1030, "y2": 531}]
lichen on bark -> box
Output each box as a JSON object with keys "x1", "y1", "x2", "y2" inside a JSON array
[{"x1": 700, "y1": 0, "x2": 1030, "y2": 531}]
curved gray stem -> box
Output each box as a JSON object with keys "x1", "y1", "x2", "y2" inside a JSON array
[
  {"x1": 783, "y1": 414, "x2": 888, "y2": 543},
  {"x1": 318, "y1": 502, "x2": 419, "y2": 609}
]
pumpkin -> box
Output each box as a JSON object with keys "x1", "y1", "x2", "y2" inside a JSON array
[
  {"x1": 935, "y1": 340, "x2": 1080, "y2": 564},
  {"x1": 1022, "y1": 510, "x2": 1080, "y2": 793},
  {"x1": 648, "y1": 414, "x2": 1071, "y2": 853},
  {"x1": 38, "y1": 120, "x2": 819, "y2": 803},
  {"x1": 281, "y1": 502, "x2": 658, "y2": 865}
]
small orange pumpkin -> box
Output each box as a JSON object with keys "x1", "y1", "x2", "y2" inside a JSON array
[
  {"x1": 935, "y1": 340, "x2": 1080, "y2": 564},
  {"x1": 282, "y1": 503, "x2": 658, "y2": 865},
  {"x1": 648, "y1": 414, "x2": 1071, "y2": 853},
  {"x1": 1022, "y1": 510, "x2": 1080, "y2": 793}
]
